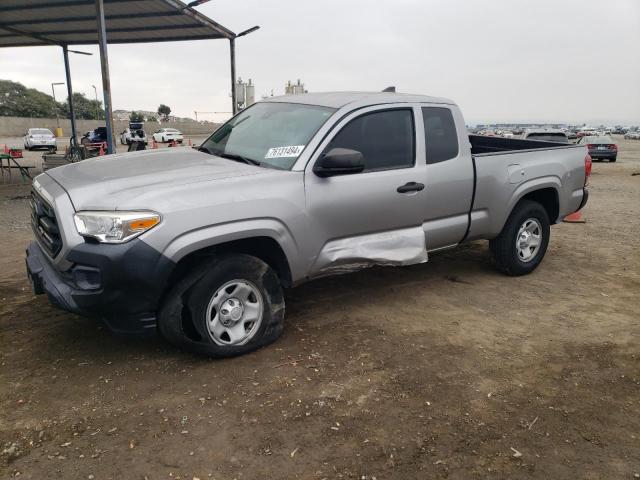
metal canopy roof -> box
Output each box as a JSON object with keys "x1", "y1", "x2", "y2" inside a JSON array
[{"x1": 0, "y1": 0, "x2": 236, "y2": 47}]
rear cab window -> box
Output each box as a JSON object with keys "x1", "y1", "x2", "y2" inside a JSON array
[
  {"x1": 421, "y1": 107, "x2": 459, "y2": 164},
  {"x1": 526, "y1": 133, "x2": 568, "y2": 143}
]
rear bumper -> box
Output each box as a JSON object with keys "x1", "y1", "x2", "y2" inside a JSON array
[
  {"x1": 577, "y1": 188, "x2": 589, "y2": 211},
  {"x1": 588, "y1": 150, "x2": 616, "y2": 159},
  {"x1": 26, "y1": 239, "x2": 175, "y2": 335}
]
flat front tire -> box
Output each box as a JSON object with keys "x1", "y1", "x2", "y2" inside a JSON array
[
  {"x1": 489, "y1": 200, "x2": 550, "y2": 276},
  {"x1": 158, "y1": 254, "x2": 285, "y2": 357}
]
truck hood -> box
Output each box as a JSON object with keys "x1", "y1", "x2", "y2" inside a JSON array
[{"x1": 46, "y1": 148, "x2": 276, "y2": 210}]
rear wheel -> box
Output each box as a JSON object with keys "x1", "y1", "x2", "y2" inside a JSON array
[
  {"x1": 158, "y1": 254, "x2": 285, "y2": 357},
  {"x1": 489, "y1": 200, "x2": 550, "y2": 276},
  {"x1": 610, "y1": 157, "x2": 617, "y2": 163}
]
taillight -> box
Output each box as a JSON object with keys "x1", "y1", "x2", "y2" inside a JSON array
[
  {"x1": 587, "y1": 144, "x2": 595, "y2": 149},
  {"x1": 584, "y1": 154, "x2": 592, "y2": 186},
  {"x1": 609, "y1": 144, "x2": 617, "y2": 150}
]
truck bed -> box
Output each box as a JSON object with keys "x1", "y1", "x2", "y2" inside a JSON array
[
  {"x1": 469, "y1": 134, "x2": 578, "y2": 155},
  {"x1": 466, "y1": 135, "x2": 587, "y2": 242}
]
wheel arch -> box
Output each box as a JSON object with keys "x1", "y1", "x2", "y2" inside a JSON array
[
  {"x1": 167, "y1": 236, "x2": 294, "y2": 291},
  {"x1": 160, "y1": 219, "x2": 300, "y2": 292},
  {"x1": 506, "y1": 178, "x2": 561, "y2": 228},
  {"x1": 518, "y1": 187, "x2": 559, "y2": 224}
]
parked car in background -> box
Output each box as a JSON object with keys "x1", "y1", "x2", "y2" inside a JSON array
[
  {"x1": 23, "y1": 128, "x2": 56, "y2": 151},
  {"x1": 522, "y1": 129, "x2": 569, "y2": 143},
  {"x1": 578, "y1": 135, "x2": 617, "y2": 161},
  {"x1": 120, "y1": 122, "x2": 148, "y2": 145},
  {"x1": 624, "y1": 130, "x2": 640, "y2": 140},
  {"x1": 152, "y1": 128, "x2": 183, "y2": 143},
  {"x1": 26, "y1": 91, "x2": 590, "y2": 357},
  {"x1": 81, "y1": 127, "x2": 108, "y2": 146}
]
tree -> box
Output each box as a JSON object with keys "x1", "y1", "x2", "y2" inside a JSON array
[
  {"x1": 157, "y1": 104, "x2": 171, "y2": 121},
  {"x1": 129, "y1": 111, "x2": 144, "y2": 122},
  {"x1": 0, "y1": 79, "x2": 63, "y2": 118},
  {"x1": 146, "y1": 115, "x2": 158, "y2": 123},
  {"x1": 62, "y1": 92, "x2": 103, "y2": 120}
]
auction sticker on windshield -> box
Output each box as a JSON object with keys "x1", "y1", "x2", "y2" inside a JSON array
[{"x1": 265, "y1": 145, "x2": 305, "y2": 159}]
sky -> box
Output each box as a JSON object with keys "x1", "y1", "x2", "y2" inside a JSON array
[{"x1": 1, "y1": 0, "x2": 639, "y2": 125}]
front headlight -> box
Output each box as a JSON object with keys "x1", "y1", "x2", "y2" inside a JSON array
[{"x1": 73, "y1": 211, "x2": 161, "y2": 243}]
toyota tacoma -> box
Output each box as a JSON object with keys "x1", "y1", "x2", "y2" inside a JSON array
[{"x1": 26, "y1": 92, "x2": 590, "y2": 357}]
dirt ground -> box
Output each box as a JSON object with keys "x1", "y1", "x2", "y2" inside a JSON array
[{"x1": 1, "y1": 137, "x2": 639, "y2": 479}]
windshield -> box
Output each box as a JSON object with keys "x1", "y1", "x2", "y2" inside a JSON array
[
  {"x1": 200, "y1": 102, "x2": 336, "y2": 169},
  {"x1": 31, "y1": 129, "x2": 52, "y2": 135}
]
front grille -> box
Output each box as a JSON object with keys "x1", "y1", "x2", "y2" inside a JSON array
[{"x1": 30, "y1": 189, "x2": 62, "y2": 257}]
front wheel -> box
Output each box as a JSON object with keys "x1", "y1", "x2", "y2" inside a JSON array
[
  {"x1": 158, "y1": 254, "x2": 285, "y2": 357},
  {"x1": 489, "y1": 200, "x2": 550, "y2": 276}
]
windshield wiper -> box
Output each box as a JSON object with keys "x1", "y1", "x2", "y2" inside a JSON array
[
  {"x1": 216, "y1": 152, "x2": 261, "y2": 166},
  {"x1": 196, "y1": 145, "x2": 212, "y2": 154}
]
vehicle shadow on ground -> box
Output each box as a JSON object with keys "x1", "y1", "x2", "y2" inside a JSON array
[{"x1": 2, "y1": 241, "x2": 495, "y2": 366}]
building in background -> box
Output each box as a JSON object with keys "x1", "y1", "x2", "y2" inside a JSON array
[{"x1": 285, "y1": 79, "x2": 307, "y2": 95}]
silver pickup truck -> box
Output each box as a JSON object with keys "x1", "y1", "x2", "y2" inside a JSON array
[{"x1": 26, "y1": 92, "x2": 590, "y2": 357}]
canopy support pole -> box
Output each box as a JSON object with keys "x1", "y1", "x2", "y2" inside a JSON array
[
  {"x1": 230, "y1": 37, "x2": 237, "y2": 115},
  {"x1": 62, "y1": 45, "x2": 78, "y2": 147},
  {"x1": 95, "y1": 0, "x2": 115, "y2": 154}
]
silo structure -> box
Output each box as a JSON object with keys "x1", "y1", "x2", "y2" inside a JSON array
[{"x1": 246, "y1": 79, "x2": 255, "y2": 106}]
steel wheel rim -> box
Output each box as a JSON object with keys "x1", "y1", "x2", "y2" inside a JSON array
[
  {"x1": 516, "y1": 218, "x2": 542, "y2": 263},
  {"x1": 206, "y1": 279, "x2": 263, "y2": 346}
]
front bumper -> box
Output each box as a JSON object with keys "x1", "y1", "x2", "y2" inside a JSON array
[
  {"x1": 28, "y1": 141, "x2": 56, "y2": 149},
  {"x1": 26, "y1": 239, "x2": 175, "y2": 335}
]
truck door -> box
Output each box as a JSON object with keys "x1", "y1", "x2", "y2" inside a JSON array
[
  {"x1": 304, "y1": 105, "x2": 429, "y2": 276},
  {"x1": 418, "y1": 105, "x2": 475, "y2": 250}
]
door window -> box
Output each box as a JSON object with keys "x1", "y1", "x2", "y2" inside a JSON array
[{"x1": 323, "y1": 109, "x2": 415, "y2": 172}]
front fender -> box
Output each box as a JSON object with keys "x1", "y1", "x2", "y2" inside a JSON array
[{"x1": 160, "y1": 217, "x2": 303, "y2": 281}]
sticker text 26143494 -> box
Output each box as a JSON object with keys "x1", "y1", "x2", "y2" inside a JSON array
[{"x1": 264, "y1": 145, "x2": 305, "y2": 159}]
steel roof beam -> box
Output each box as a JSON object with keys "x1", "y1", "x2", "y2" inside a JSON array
[
  {"x1": 0, "y1": 0, "x2": 147, "y2": 13},
  {"x1": 12, "y1": 24, "x2": 205, "y2": 36},
  {"x1": 0, "y1": 11, "x2": 183, "y2": 26}
]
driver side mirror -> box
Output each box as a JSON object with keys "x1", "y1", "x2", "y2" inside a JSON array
[{"x1": 313, "y1": 148, "x2": 365, "y2": 178}]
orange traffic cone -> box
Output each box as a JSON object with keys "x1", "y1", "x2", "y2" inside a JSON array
[
  {"x1": 188, "y1": 138, "x2": 192, "y2": 147},
  {"x1": 169, "y1": 139, "x2": 177, "y2": 148},
  {"x1": 563, "y1": 211, "x2": 585, "y2": 223},
  {"x1": 3, "y1": 144, "x2": 9, "y2": 154},
  {"x1": 151, "y1": 138, "x2": 157, "y2": 149},
  {"x1": 98, "y1": 143, "x2": 105, "y2": 156}
]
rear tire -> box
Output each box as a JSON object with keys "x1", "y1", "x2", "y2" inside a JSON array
[
  {"x1": 489, "y1": 200, "x2": 550, "y2": 276},
  {"x1": 158, "y1": 254, "x2": 285, "y2": 358},
  {"x1": 610, "y1": 157, "x2": 617, "y2": 163}
]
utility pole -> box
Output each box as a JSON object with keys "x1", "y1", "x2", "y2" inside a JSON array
[
  {"x1": 92, "y1": 85, "x2": 99, "y2": 119},
  {"x1": 51, "y1": 82, "x2": 64, "y2": 128},
  {"x1": 230, "y1": 26, "x2": 260, "y2": 115},
  {"x1": 95, "y1": 0, "x2": 115, "y2": 154}
]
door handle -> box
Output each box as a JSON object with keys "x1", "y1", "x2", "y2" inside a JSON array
[{"x1": 397, "y1": 182, "x2": 425, "y2": 193}]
